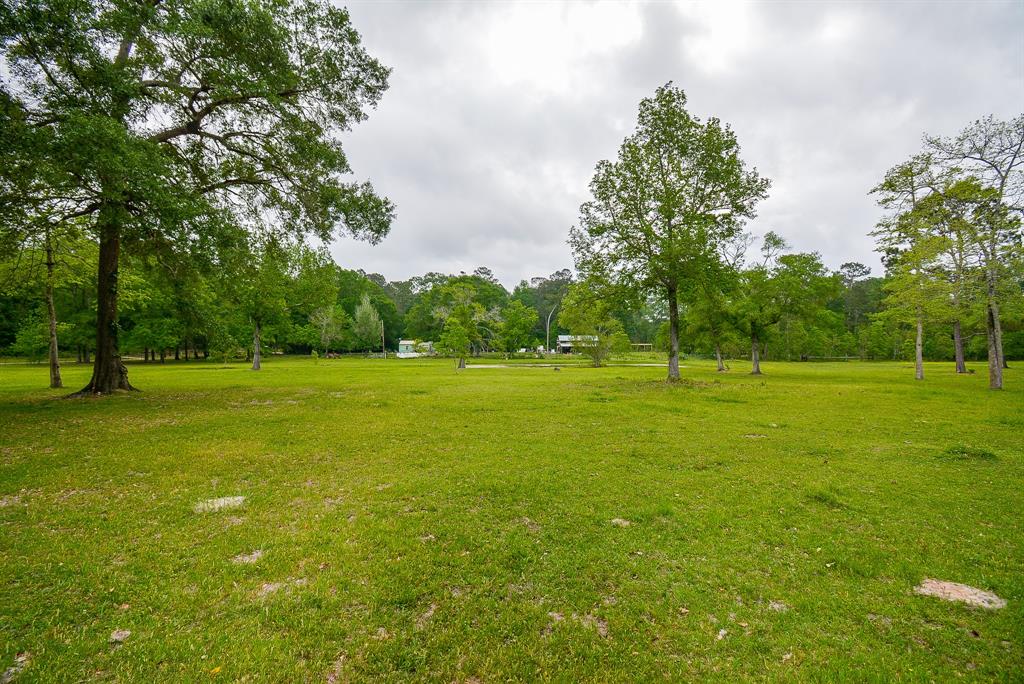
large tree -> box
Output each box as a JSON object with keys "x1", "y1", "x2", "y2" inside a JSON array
[
  {"x1": 496, "y1": 299, "x2": 537, "y2": 356},
  {"x1": 736, "y1": 233, "x2": 837, "y2": 374},
  {"x1": 1, "y1": 0, "x2": 394, "y2": 394},
  {"x1": 571, "y1": 84, "x2": 769, "y2": 381},
  {"x1": 872, "y1": 144, "x2": 1022, "y2": 388}
]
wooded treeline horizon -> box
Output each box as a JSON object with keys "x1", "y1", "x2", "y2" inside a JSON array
[
  {"x1": 2, "y1": 231, "x2": 1021, "y2": 366},
  {"x1": 1, "y1": 0, "x2": 1020, "y2": 393}
]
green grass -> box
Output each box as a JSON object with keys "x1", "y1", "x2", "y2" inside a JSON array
[{"x1": 0, "y1": 357, "x2": 1021, "y2": 681}]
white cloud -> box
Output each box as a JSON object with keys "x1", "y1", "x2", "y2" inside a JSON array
[{"x1": 333, "y1": 0, "x2": 1024, "y2": 288}]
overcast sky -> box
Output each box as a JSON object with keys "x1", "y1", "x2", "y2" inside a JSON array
[{"x1": 333, "y1": 0, "x2": 1023, "y2": 289}]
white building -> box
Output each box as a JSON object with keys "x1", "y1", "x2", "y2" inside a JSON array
[
  {"x1": 556, "y1": 334, "x2": 598, "y2": 354},
  {"x1": 397, "y1": 340, "x2": 434, "y2": 358}
]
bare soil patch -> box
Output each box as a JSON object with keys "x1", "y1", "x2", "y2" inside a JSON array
[
  {"x1": 914, "y1": 579, "x2": 1006, "y2": 609},
  {"x1": 194, "y1": 496, "x2": 245, "y2": 513}
]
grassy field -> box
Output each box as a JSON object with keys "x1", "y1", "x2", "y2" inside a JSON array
[{"x1": 0, "y1": 356, "x2": 1021, "y2": 682}]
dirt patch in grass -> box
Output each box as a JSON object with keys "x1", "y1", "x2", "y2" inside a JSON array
[
  {"x1": 194, "y1": 496, "x2": 245, "y2": 513},
  {"x1": 231, "y1": 550, "x2": 263, "y2": 564},
  {"x1": 575, "y1": 613, "x2": 609, "y2": 638},
  {"x1": 914, "y1": 579, "x2": 1006, "y2": 609},
  {"x1": 542, "y1": 612, "x2": 564, "y2": 636},
  {"x1": 256, "y1": 577, "x2": 307, "y2": 599},
  {"x1": 109, "y1": 629, "x2": 131, "y2": 647},
  {"x1": 1, "y1": 652, "x2": 30, "y2": 683},
  {"x1": 0, "y1": 494, "x2": 22, "y2": 507},
  {"x1": 610, "y1": 518, "x2": 631, "y2": 527},
  {"x1": 415, "y1": 603, "x2": 437, "y2": 630},
  {"x1": 326, "y1": 654, "x2": 347, "y2": 684}
]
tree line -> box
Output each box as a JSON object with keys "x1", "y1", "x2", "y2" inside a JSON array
[
  {"x1": 567, "y1": 84, "x2": 1022, "y2": 387},
  {"x1": 2, "y1": 2, "x2": 1020, "y2": 393},
  {"x1": 3, "y1": 223, "x2": 1020, "y2": 377}
]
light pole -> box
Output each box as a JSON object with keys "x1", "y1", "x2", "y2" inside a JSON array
[{"x1": 545, "y1": 305, "x2": 558, "y2": 353}]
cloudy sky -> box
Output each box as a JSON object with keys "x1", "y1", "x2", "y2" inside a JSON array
[{"x1": 333, "y1": 1, "x2": 1023, "y2": 289}]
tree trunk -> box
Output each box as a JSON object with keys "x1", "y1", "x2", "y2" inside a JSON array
[
  {"x1": 45, "y1": 231, "x2": 62, "y2": 389},
  {"x1": 666, "y1": 282, "x2": 680, "y2": 381},
  {"x1": 952, "y1": 320, "x2": 966, "y2": 374},
  {"x1": 252, "y1": 323, "x2": 262, "y2": 370},
  {"x1": 914, "y1": 315, "x2": 924, "y2": 381},
  {"x1": 750, "y1": 333, "x2": 761, "y2": 375},
  {"x1": 457, "y1": 356, "x2": 466, "y2": 369},
  {"x1": 72, "y1": 212, "x2": 135, "y2": 395},
  {"x1": 715, "y1": 343, "x2": 726, "y2": 372},
  {"x1": 160, "y1": 348, "x2": 165, "y2": 363},
  {"x1": 986, "y1": 301, "x2": 1003, "y2": 390},
  {"x1": 77, "y1": 345, "x2": 83, "y2": 364},
  {"x1": 993, "y1": 306, "x2": 1006, "y2": 371}
]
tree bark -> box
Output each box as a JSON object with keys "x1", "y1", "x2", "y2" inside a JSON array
[
  {"x1": 750, "y1": 333, "x2": 761, "y2": 375},
  {"x1": 986, "y1": 301, "x2": 1003, "y2": 390},
  {"x1": 715, "y1": 343, "x2": 726, "y2": 372},
  {"x1": 914, "y1": 315, "x2": 924, "y2": 381},
  {"x1": 457, "y1": 356, "x2": 466, "y2": 369},
  {"x1": 45, "y1": 230, "x2": 62, "y2": 389},
  {"x1": 72, "y1": 211, "x2": 135, "y2": 395},
  {"x1": 952, "y1": 320, "x2": 966, "y2": 374},
  {"x1": 666, "y1": 282, "x2": 680, "y2": 381},
  {"x1": 252, "y1": 323, "x2": 262, "y2": 370},
  {"x1": 993, "y1": 305, "x2": 1006, "y2": 371}
]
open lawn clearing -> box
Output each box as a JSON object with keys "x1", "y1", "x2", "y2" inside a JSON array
[{"x1": 0, "y1": 358, "x2": 1021, "y2": 681}]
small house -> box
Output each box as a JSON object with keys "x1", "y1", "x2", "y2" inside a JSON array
[
  {"x1": 557, "y1": 334, "x2": 598, "y2": 354},
  {"x1": 397, "y1": 340, "x2": 434, "y2": 359}
]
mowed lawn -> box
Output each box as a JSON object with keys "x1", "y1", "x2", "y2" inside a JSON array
[{"x1": 0, "y1": 357, "x2": 1021, "y2": 682}]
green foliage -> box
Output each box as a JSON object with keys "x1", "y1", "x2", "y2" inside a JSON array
[
  {"x1": 496, "y1": 300, "x2": 537, "y2": 354},
  {"x1": 310, "y1": 304, "x2": 349, "y2": 354},
  {"x1": 571, "y1": 83, "x2": 770, "y2": 377},
  {"x1": 736, "y1": 234, "x2": 838, "y2": 352},
  {"x1": 9, "y1": 311, "x2": 68, "y2": 361},
  {"x1": 1, "y1": 0, "x2": 395, "y2": 387},
  {"x1": 352, "y1": 293, "x2": 382, "y2": 352},
  {"x1": 558, "y1": 282, "x2": 629, "y2": 367},
  {"x1": 436, "y1": 317, "x2": 470, "y2": 359}
]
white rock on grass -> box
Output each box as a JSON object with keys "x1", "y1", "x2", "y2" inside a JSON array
[
  {"x1": 914, "y1": 578, "x2": 1007, "y2": 609},
  {"x1": 109, "y1": 629, "x2": 131, "y2": 645},
  {"x1": 194, "y1": 496, "x2": 245, "y2": 513},
  {"x1": 610, "y1": 518, "x2": 631, "y2": 527}
]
